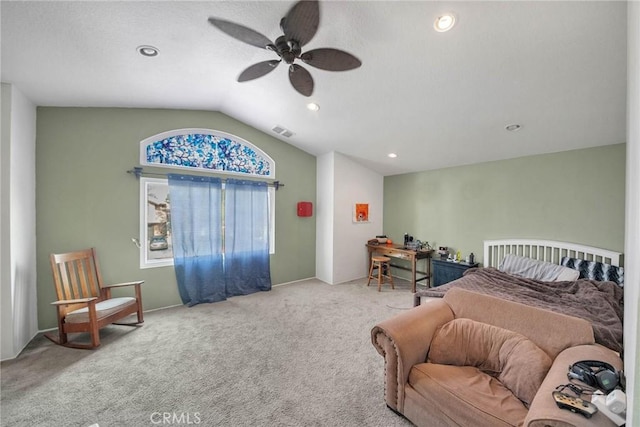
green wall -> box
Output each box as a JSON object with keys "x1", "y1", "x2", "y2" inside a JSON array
[
  {"x1": 36, "y1": 108, "x2": 316, "y2": 329},
  {"x1": 384, "y1": 144, "x2": 626, "y2": 268}
]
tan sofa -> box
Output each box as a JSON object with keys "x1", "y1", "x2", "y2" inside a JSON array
[{"x1": 371, "y1": 288, "x2": 623, "y2": 427}]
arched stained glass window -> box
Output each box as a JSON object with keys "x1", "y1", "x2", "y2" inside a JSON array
[{"x1": 140, "y1": 128, "x2": 275, "y2": 178}]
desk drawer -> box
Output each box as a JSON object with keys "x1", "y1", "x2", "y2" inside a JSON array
[{"x1": 374, "y1": 246, "x2": 410, "y2": 259}]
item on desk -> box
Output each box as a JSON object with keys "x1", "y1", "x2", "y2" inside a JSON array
[
  {"x1": 375, "y1": 235, "x2": 388, "y2": 244},
  {"x1": 405, "y1": 241, "x2": 420, "y2": 250},
  {"x1": 367, "y1": 238, "x2": 380, "y2": 246},
  {"x1": 455, "y1": 251, "x2": 461, "y2": 262},
  {"x1": 413, "y1": 240, "x2": 431, "y2": 251},
  {"x1": 404, "y1": 233, "x2": 414, "y2": 247},
  {"x1": 469, "y1": 252, "x2": 475, "y2": 264}
]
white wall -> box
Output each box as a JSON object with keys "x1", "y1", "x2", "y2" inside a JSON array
[
  {"x1": 625, "y1": 1, "x2": 639, "y2": 422},
  {"x1": 332, "y1": 153, "x2": 383, "y2": 284},
  {"x1": 0, "y1": 83, "x2": 38, "y2": 360},
  {"x1": 1, "y1": 85, "x2": 13, "y2": 358},
  {"x1": 316, "y1": 152, "x2": 384, "y2": 284},
  {"x1": 316, "y1": 153, "x2": 335, "y2": 283}
]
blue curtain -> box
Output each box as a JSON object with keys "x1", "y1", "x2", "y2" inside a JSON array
[
  {"x1": 168, "y1": 174, "x2": 225, "y2": 306},
  {"x1": 224, "y1": 179, "x2": 272, "y2": 296}
]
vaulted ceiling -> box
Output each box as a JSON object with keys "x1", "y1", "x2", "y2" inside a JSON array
[{"x1": 1, "y1": 1, "x2": 627, "y2": 175}]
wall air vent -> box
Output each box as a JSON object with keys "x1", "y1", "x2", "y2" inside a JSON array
[{"x1": 272, "y1": 125, "x2": 294, "y2": 138}]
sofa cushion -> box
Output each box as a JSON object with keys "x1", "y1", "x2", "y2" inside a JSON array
[
  {"x1": 409, "y1": 363, "x2": 528, "y2": 427},
  {"x1": 428, "y1": 318, "x2": 552, "y2": 406},
  {"x1": 442, "y1": 289, "x2": 595, "y2": 359}
]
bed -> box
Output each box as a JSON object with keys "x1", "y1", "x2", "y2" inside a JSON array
[{"x1": 416, "y1": 239, "x2": 624, "y2": 352}]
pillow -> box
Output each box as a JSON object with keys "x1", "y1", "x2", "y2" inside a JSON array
[
  {"x1": 561, "y1": 256, "x2": 624, "y2": 287},
  {"x1": 428, "y1": 318, "x2": 552, "y2": 406},
  {"x1": 499, "y1": 254, "x2": 579, "y2": 282},
  {"x1": 555, "y1": 267, "x2": 580, "y2": 282}
]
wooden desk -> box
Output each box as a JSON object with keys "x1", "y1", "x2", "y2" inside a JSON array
[{"x1": 366, "y1": 243, "x2": 432, "y2": 293}]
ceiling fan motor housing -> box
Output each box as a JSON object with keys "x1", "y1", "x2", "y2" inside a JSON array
[
  {"x1": 209, "y1": 0, "x2": 361, "y2": 96},
  {"x1": 275, "y1": 36, "x2": 300, "y2": 64}
]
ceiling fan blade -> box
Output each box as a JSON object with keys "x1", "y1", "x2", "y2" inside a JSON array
[
  {"x1": 281, "y1": 0, "x2": 319, "y2": 47},
  {"x1": 238, "y1": 60, "x2": 281, "y2": 82},
  {"x1": 208, "y1": 18, "x2": 274, "y2": 49},
  {"x1": 300, "y1": 48, "x2": 362, "y2": 71},
  {"x1": 289, "y1": 64, "x2": 314, "y2": 97}
]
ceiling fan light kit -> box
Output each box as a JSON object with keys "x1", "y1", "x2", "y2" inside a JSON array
[{"x1": 209, "y1": 0, "x2": 361, "y2": 97}]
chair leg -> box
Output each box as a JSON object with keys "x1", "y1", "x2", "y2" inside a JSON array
[
  {"x1": 44, "y1": 330, "x2": 65, "y2": 345},
  {"x1": 44, "y1": 329, "x2": 98, "y2": 350},
  {"x1": 377, "y1": 262, "x2": 394, "y2": 292},
  {"x1": 135, "y1": 285, "x2": 144, "y2": 324},
  {"x1": 88, "y1": 305, "x2": 100, "y2": 348},
  {"x1": 367, "y1": 261, "x2": 376, "y2": 286},
  {"x1": 45, "y1": 313, "x2": 69, "y2": 345}
]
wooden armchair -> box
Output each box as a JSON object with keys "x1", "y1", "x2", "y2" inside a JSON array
[{"x1": 45, "y1": 248, "x2": 144, "y2": 349}]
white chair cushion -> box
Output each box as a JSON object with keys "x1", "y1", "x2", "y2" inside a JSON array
[{"x1": 65, "y1": 297, "x2": 136, "y2": 323}]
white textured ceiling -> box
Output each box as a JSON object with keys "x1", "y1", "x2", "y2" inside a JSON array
[{"x1": 1, "y1": 1, "x2": 627, "y2": 176}]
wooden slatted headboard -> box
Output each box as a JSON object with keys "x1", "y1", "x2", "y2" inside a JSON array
[{"x1": 483, "y1": 239, "x2": 623, "y2": 268}]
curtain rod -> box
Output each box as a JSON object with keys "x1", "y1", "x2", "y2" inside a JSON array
[{"x1": 126, "y1": 167, "x2": 285, "y2": 190}]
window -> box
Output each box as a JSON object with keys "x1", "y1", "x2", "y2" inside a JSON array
[
  {"x1": 139, "y1": 178, "x2": 275, "y2": 269},
  {"x1": 138, "y1": 129, "x2": 277, "y2": 269},
  {"x1": 140, "y1": 128, "x2": 274, "y2": 178}
]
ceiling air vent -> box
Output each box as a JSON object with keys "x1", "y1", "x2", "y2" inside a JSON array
[{"x1": 272, "y1": 125, "x2": 294, "y2": 138}]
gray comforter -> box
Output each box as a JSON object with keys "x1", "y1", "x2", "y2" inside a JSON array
[{"x1": 421, "y1": 267, "x2": 624, "y2": 352}]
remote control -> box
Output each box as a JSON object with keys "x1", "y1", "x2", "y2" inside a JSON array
[{"x1": 552, "y1": 391, "x2": 598, "y2": 418}]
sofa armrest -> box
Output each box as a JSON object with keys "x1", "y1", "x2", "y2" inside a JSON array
[
  {"x1": 371, "y1": 299, "x2": 454, "y2": 412},
  {"x1": 525, "y1": 344, "x2": 623, "y2": 427}
]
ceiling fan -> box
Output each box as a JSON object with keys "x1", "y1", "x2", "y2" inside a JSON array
[{"x1": 208, "y1": 0, "x2": 362, "y2": 97}]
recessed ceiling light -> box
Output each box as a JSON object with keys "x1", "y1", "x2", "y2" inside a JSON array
[
  {"x1": 434, "y1": 14, "x2": 456, "y2": 32},
  {"x1": 388, "y1": 153, "x2": 398, "y2": 158},
  {"x1": 505, "y1": 124, "x2": 522, "y2": 132},
  {"x1": 137, "y1": 45, "x2": 159, "y2": 57},
  {"x1": 307, "y1": 103, "x2": 320, "y2": 111}
]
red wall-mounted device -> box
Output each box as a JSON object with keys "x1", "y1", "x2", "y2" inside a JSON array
[{"x1": 297, "y1": 201, "x2": 313, "y2": 217}]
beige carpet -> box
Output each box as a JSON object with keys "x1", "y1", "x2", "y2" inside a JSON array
[{"x1": 1, "y1": 277, "x2": 419, "y2": 427}]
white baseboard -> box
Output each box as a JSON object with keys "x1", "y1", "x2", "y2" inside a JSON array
[{"x1": 272, "y1": 277, "x2": 316, "y2": 287}]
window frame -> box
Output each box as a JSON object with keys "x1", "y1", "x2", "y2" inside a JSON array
[{"x1": 139, "y1": 178, "x2": 275, "y2": 269}]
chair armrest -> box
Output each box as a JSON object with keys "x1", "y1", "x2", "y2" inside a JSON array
[
  {"x1": 525, "y1": 344, "x2": 623, "y2": 427},
  {"x1": 51, "y1": 297, "x2": 98, "y2": 306},
  {"x1": 370, "y1": 299, "x2": 454, "y2": 412},
  {"x1": 102, "y1": 280, "x2": 144, "y2": 288}
]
